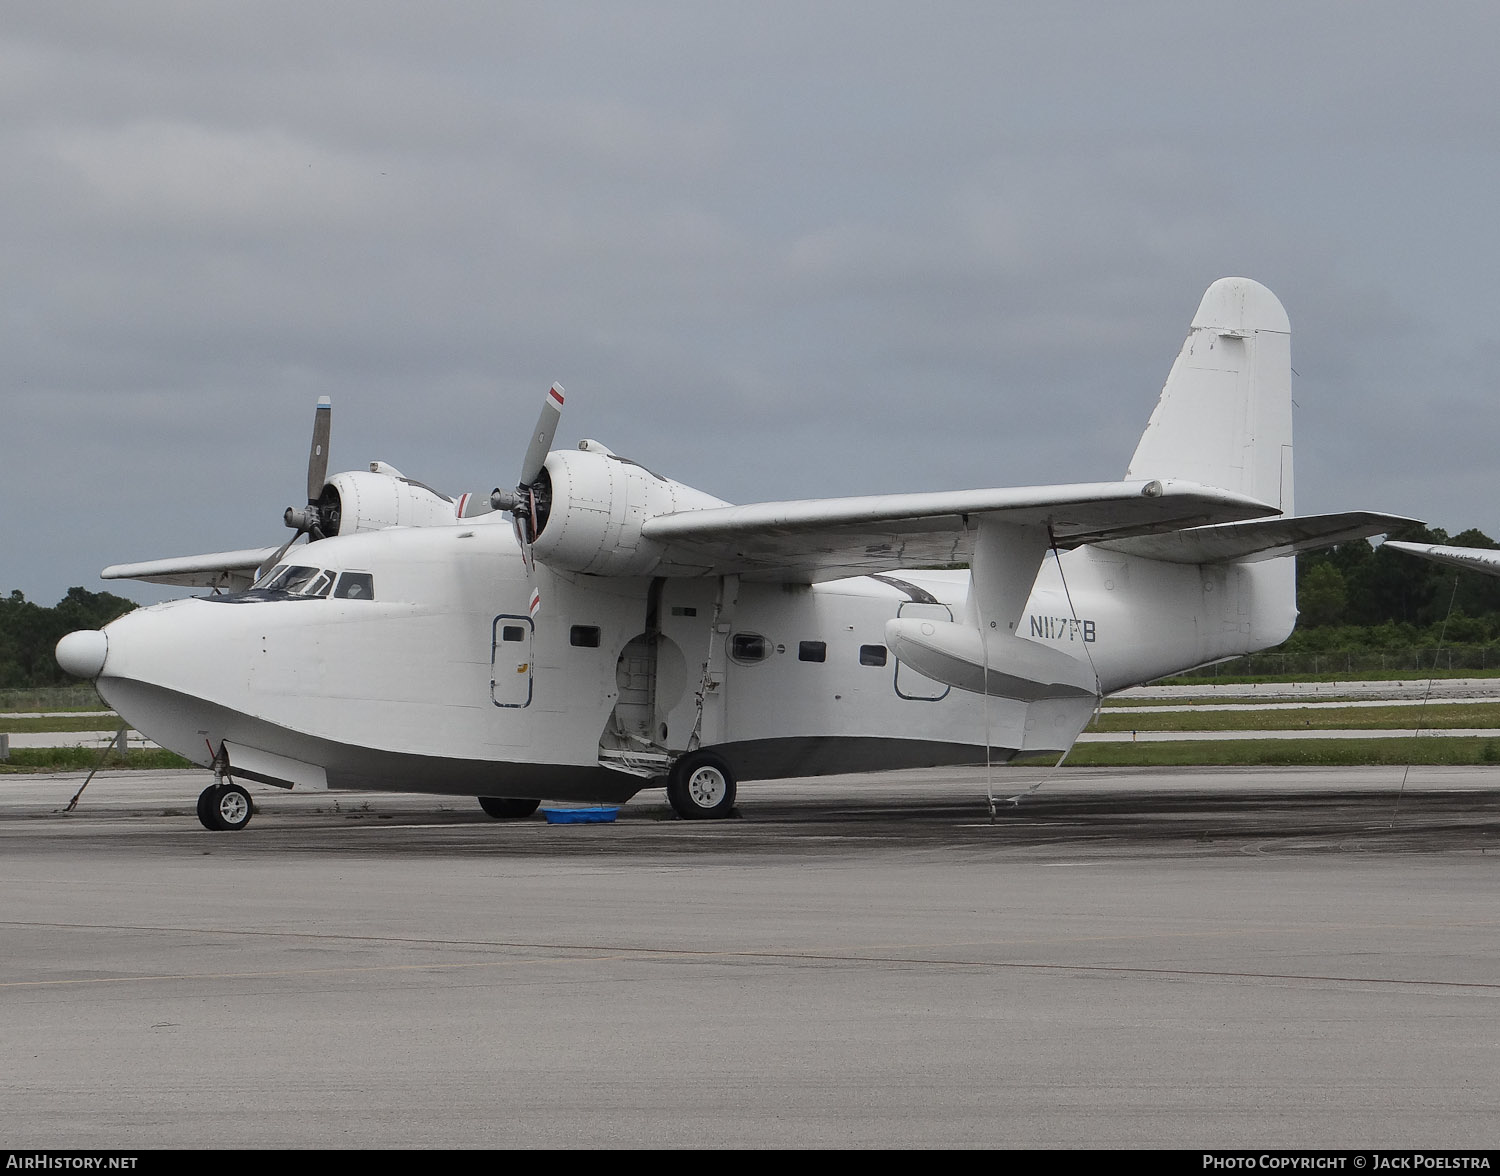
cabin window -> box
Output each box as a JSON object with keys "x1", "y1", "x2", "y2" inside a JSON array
[
  {"x1": 798, "y1": 641, "x2": 826, "y2": 663},
  {"x1": 501, "y1": 625, "x2": 526, "y2": 643},
  {"x1": 859, "y1": 644, "x2": 888, "y2": 667},
  {"x1": 334, "y1": 572, "x2": 375, "y2": 600},
  {"x1": 570, "y1": 625, "x2": 601, "y2": 648},
  {"x1": 670, "y1": 606, "x2": 698, "y2": 617},
  {"x1": 730, "y1": 633, "x2": 770, "y2": 664}
]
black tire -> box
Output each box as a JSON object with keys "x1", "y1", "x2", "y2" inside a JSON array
[
  {"x1": 478, "y1": 796, "x2": 541, "y2": 819},
  {"x1": 199, "y1": 783, "x2": 253, "y2": 831},
  {"x1": 195, "y1": 786, "x2": 217, "y2": 830},
  {"x1": 666, "y1": 751, "x2": 736, "y2": 820}
]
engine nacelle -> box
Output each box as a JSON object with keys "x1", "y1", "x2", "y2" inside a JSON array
[
  {"x1": 317, "y1": 470, "x2": 457, "y2": 537},
  {"x1": 530, "y1": 448, "x2": 727, "y2": 576}
]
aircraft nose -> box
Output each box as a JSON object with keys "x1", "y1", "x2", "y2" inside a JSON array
[{"x1": 56, "y1": 629, "x2": 109, "y2": 679}]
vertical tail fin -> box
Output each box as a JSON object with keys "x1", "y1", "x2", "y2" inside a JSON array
[{"x1": 1126, "y1": 277, "x2": 1292, "y2": 513}]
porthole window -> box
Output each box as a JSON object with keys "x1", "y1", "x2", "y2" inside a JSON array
[
  {"x1": 730, "y1": 632, "x2": 770, "y2": 664},
  {"x1": 501, "y1": 625, "x2": 526, "y2": 643},
  {"x1": 859, "y1": 644, "x2": 888, "y2": 667},
  {"x1": 798, "y1": 641, "x2": 827, "y2": 663},
  {"x1": 570, "y1": 625, "x2": 601, "y2": 648}
]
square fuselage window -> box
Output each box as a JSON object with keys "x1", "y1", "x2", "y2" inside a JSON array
[{"x1": 334, "y1": 572, "x2": 374, "y2": 600}]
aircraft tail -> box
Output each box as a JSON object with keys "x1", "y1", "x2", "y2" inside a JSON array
[
  {"x1": 1111, "y1": 278, "x2": 1299, "y2": 668},
  {"x1": 1126, "y1": 277, "x2": 1293, "y2": 514}
]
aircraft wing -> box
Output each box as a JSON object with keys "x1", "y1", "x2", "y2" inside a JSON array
[
  {"x1": 1383, "y1": 541, "x2": 1500, "y2": 578},
  {"x1": 101, "y1": 547, "x2": 282, "y2": 591},
  {"x1": 639, "y1": 479, "x2": 1277, "y2": 581},
  {"x1": 1093, "y1": 511, "x2": 1418, "y2": 565}
]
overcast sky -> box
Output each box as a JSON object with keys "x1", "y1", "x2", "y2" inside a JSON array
[{"x1": 4, "y1": 2, "x2": 1499, "y2": 606}]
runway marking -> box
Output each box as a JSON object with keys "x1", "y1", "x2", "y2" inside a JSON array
[{"x1": 4, "y1": 919, "x2": 1500, "y2": 993}]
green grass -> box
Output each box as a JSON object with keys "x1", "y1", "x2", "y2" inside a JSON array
[
  {"x1": 0, "y1": 715, "x2": 124, "y2": 734},
  {"x1": 1088, "y1": 702, "x2": 1500, "y2": 733},
  {"x1": 1059, "y1": 737, "x2": 1500, "y2": 768},
  {"x1": 1156, "y1": 668, "x2": 1500, "y2": 687},
  {"x1": 1102, "y1": 695, "x2": 1377, "y2": 708},
  {"x1": 0, "y1": 747, "x2": 194, "y2": 772}
]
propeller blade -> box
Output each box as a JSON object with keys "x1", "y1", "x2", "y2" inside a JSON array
[
  {"x1": 511, "y1": 513, "x2": 534, "y2": 574},
  {"x1": 258, "y1": 530, "x2": 302, "y2": 581},
  {"x1": 517, "y1": 383, "x2": 564, "y2": 487},
  {"x1": 306, "y1": 396, "x2": 332, "y2": 501}
]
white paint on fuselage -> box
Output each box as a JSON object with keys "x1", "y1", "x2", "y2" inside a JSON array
[{"x1": 93, "y1": 519, "x2": 1294, "y2": 800}]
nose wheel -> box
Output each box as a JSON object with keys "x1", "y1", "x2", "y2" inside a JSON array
[{"x1": 197, "y1": 782, "x2": 254, "y2": 831}]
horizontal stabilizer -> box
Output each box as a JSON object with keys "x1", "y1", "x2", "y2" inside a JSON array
[
  {"x1": 1384, "y1": 541, "x2": 1500, "y2": 578},
  {"x1": 641, "y1": 479, "x2": 1276, "y2": 582},
  {"x1": 1094, "y1": 512, "x2": 1416, "y2": 565},
  {"x1": 102, "y1": 547, "x2": 281, "y2": 590}
]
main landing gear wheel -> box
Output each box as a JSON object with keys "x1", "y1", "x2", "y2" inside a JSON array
[
  {"x1": 666, "y1": 751, "x2": 736, "y2": 820},
  {"x1": 197, "y1": 782, "x2": 253, "y2": 831},
  {"x1": 478, "y1": 796, "x2": 541, "y2": 819}
]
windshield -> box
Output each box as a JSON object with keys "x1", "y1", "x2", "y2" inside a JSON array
[
  {"x1": 253, "y1": 564, "x2": 314, "y2": 592},
  {"x1": 249, "y1": 564, "x2": 335, "y2": 596},
  {"x1": 217, "y1": 563, "x2": 366, "y2": 604}
]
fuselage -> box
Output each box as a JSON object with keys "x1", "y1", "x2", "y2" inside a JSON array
[{"x1": 81, "y1": 515, "x2": 1291, "y2": 803}]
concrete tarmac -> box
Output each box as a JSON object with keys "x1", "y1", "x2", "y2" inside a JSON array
[{"x1": 2, "y1": 766, "x2": 1498, "y2": 1150}]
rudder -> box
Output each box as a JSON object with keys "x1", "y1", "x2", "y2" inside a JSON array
[{"x1": 1126, "y1": 277, "x2": 1292, "y2": 514}]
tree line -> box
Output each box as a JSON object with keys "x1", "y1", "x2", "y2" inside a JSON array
[
  {"x1": 3, "y1": 525, "x2": 1499, "y2": 689},
  {"x1": 0, "y1": 587, "x2": 137, "y2": 689},
  {"x1": 1291, "y1": 524, "x2": 1500, "y2": 651}
]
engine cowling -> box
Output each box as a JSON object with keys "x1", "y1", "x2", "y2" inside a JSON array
[
  {"x1": 529, "y1": 447, "x2": 727, "y2": 576},
  {"x1": 316, "y1": 470, "x2": 458, "y2": 537}
]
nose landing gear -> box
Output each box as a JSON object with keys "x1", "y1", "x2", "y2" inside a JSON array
[
  {"x1": 197, "y1": 782, "x2": 254, "y2": 830},
  {"x1": 197, "y1": 758, "x2": 254, "y2": 831}
]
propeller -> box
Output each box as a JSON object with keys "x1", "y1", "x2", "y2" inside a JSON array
[
  {"x1": 491, "y1": 382, "x2": 565, "y2": 612},
  {"x1": 259, "y1": 397, "x2": 334, "y2": 578}
]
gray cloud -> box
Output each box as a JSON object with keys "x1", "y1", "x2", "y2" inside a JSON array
[{"x1": 5, "y1": 2, "x2": 1499, "y2": 604}]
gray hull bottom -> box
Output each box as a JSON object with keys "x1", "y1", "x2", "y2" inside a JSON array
[{"x1": 99, "y1": 677, "x2": 1021, "y2": 803}]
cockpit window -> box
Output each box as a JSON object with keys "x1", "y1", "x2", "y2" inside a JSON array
[
  {"x1": 252, "y1": 564, "x2": 288, "y2": 590},
  {"x1": 334, "y1": 572, "x2": 374, "y2": 600},
  {"x1": 245, "y1": 564, "x2": 338, "y2": 597},
  {"x1": 304, "y1": 570, "x2": 335, "y2": 598},
  {"x1": 278, "y1": 566, "x2": 324, "y2": 595},
  {"x1": 213, "y1": 563, "x2": 351, "y2": 604},
  {"x1": 254, "y1": 564, "x2": 318, "y2": 592}
]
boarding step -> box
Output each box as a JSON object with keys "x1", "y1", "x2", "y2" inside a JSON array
[{"x1": 598, "y1": 747, "x2": 673, "y2": 778}]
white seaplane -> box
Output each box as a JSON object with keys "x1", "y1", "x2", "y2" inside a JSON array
[{"x1": 56, "y1": 278, "x2": 1407, "y2": 830}]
